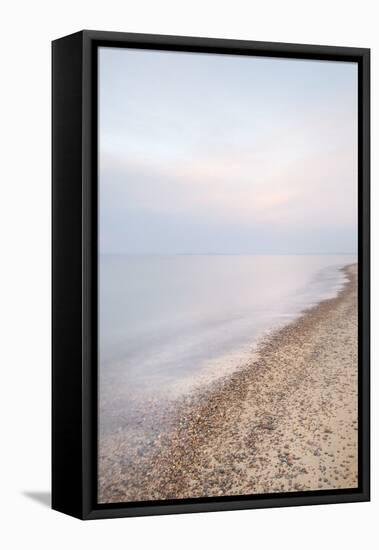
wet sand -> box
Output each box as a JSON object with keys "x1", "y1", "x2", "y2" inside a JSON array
[{"x1": 98, "y1": 264, "x2": 358, "y2": 503}]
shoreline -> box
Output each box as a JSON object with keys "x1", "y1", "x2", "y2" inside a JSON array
[{"x1": 99, "y1": 263, "x2": 358, "y2": 503}]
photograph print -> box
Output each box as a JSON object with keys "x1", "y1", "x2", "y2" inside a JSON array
[{"x1": 97, "y1": 47, "x2": 358, "y2": 504}]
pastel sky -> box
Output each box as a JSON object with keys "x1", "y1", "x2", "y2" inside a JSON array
[{"x1": 99, "y1": 47, "x2": 358, "y2": 255}]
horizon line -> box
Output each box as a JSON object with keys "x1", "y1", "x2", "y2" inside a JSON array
[{"x1": 100, "y1": 252, "x2": 357, "y2": 257}]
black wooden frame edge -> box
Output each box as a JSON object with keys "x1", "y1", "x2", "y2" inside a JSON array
[
  {"x1": 52, "y1": 31, "x2": 85, "y2": 518},
  {"x1": 359, "y1": 45, "x2": 370, "y2": 504},
  {"x1": 57, "y1": 29, "x2": 370, "y2": 58},
  {"x1": 52, "y1": 30, "x2": 370, "y2": 520}
]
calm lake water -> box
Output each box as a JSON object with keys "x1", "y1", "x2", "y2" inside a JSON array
[{"x1": 99, "y1": 254, "x2": 355, "y2": 413}]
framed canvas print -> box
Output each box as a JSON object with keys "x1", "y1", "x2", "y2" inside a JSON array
[{"x1": 52, "y1": 30, "x2": 370, "y2": 519}]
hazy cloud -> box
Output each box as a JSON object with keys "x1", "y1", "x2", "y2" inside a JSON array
[{"x1": 99, "y1": 47, "x2": 357, "y2": 254}]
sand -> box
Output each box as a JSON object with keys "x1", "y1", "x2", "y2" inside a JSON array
[{"x1": 98, "y1": 264, "x2": 358, "y2": 503}]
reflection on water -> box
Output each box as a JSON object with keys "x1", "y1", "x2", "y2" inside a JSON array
[{"x1": 99, "y1": 254, "x2": 354, "y2": 433}]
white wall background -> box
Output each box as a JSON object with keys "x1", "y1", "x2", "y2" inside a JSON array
[{"x1": 0, "y1": 1, "x2": 376, "y2": 548}]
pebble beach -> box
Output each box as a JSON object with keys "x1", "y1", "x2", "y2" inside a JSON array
[{"x1": 98, "y1": 264, "x2": 358, "y2": 503}]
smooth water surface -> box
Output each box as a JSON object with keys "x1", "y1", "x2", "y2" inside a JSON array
[{"x1": 99, "y1": 255, "x2": 355, "y2": 408}]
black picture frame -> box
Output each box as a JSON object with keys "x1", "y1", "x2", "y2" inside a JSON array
[{"x1": 52, "y1": 30, "x2": 370, "y2": 520}]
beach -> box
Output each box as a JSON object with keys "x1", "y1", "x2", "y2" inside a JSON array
[{"x1": 98, "y1": 263, "x2": 358, "y2": 503}]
